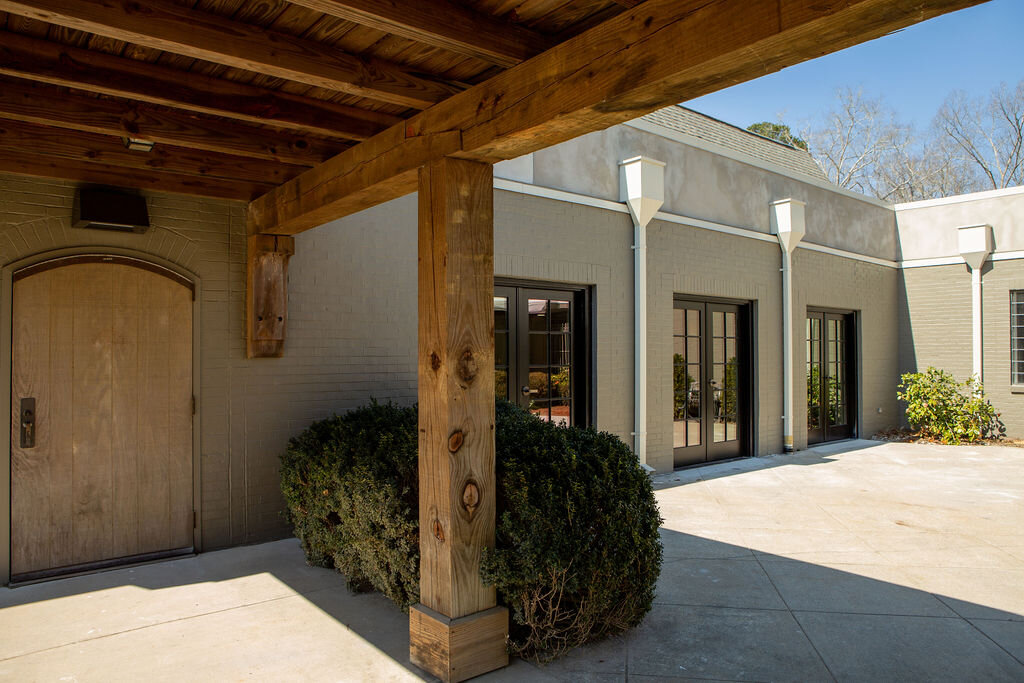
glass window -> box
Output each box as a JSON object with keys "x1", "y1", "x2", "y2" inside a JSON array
[{"x1": 1012, "y1": 291, "x2": 1024, "y2": 385}]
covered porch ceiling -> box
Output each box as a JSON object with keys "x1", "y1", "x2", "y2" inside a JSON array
[{"x1": 0, "y1": 0, "x2": 988, "y2": 234}]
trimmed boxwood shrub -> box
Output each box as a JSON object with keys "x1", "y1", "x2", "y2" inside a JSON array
[{"x1": 280, "y1": 400, "x2": 662, "y2": 661}]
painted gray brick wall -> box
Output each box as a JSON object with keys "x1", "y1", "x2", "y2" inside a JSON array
[
  {"x1": 792, "y1": 250, "x2": 902, "y2": 450},
  {"x1": 645, "y1": 221, "x2": 782, "y2": 470},
  {"x1": 0, "y1": 170, "x2": 910, "y2": 559},
  {"x1": 900, "y1": 260, "x2": 1024, "y2": 435},
  {"x1": 0, "y1": 173, "x2": 424, "y2": 550}
]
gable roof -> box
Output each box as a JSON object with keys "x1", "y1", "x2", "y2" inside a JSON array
[{"x1": 639, "y1": 106, "x2": 828, "y2": 182}]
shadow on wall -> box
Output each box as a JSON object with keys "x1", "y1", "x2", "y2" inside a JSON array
[
  {"x1": 2, "y1": 476, "x2": 1022, "y2": 680},
  {"x1": 897, "y1": 268, "x2": 916, "y2": 428}
]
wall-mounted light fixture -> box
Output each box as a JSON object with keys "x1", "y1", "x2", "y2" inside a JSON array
[
  {"x1": 121, "y1": 137, "x2": 155, "y2": 152},
  {"x1": 73, "y1": 187, "x2": 150, "y2": 233}
]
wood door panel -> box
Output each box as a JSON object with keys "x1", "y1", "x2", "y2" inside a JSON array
[
  {"x1": 11, "y1": 260, "x2": 193, "y2": 577},
  {"x1": 111, "y1": 265, "x2": 141, "y2": 558},
  {"x1": 11, "y1": 273, "x2": 53, "y2": 573},
  {"x1": 71, "y1": 264, "x2": 115, "y2": 566}
]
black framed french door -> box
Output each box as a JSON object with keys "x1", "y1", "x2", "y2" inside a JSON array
[
  {"x1": 673, "y1": 298, "x2": 751, "y2": 467},
  {"x1": 494, "y1": 283, "x2": 589, "y2": 427},
  {"x1": 807, "y1": 310, "x2": 856, "y2": 444}
]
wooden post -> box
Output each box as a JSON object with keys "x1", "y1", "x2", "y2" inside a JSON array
[
  {"x1": 246, "y1": 234, "x2": 294, "y2": 358},
  {"x1": 410, "y1": 156, "x2": 508, "y2": 682}
]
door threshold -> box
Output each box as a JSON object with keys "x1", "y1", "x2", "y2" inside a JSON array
[
  {"x1": 673, "y1": 455, "x2": 750, "y2": 472},
  {"x1": 9, "y1": 548, "x2": 195, "y2": 587}
]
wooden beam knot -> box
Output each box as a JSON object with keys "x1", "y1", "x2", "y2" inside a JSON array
[
  {"x1": 432, "y1": 518, "x2": 445, "y2": 543},
  {"x1": 461, "y1": 481, "x2": 480, "y2": 520},
  {"x1": 430, "y1": 352, "x2": 442, "y2": 371},
  {"x1": 456, "y1": 348, "x2": 478, "y2": 384},
  {"x1": 447, "y1": 430, "x2": 464, "y2": 453}
]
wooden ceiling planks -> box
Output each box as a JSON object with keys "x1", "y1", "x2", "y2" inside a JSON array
[{"x1": 0, "y1": 0, "x2": 990, "y2": 203}]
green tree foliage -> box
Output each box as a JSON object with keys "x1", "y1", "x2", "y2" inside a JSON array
[
  {"x1": 280, "y1": 400, "x2": 663, "y2": 661},
  {"x1": 746, "y1": 121, "x2": 809, "y2": 150},
  {"x1": 897, "y1": 367, "x2": 1004, "y2": 444}
]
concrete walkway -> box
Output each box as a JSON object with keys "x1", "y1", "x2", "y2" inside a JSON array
[{"x1": 2, "y1": 440, "x2": 1023, "y2": 681}]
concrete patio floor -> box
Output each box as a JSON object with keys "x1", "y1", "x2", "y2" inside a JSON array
[{"x1": 2, "y1": 439, "x2": 1023, "y2": 682}]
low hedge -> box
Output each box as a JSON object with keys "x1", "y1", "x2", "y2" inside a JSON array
[{"x1": 280, "y1": 400, "x2": 662, "y2": 661}]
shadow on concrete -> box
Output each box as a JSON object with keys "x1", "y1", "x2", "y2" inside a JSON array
[
  {"x1": 2, "y1": 447, "x2": 1024, "y2": 681},
  {"x1": 652, "y1": 439, "x2": 881, "y2": 494}
]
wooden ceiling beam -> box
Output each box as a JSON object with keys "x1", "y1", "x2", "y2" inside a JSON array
[
  {"x1": 0, "y1": 76, "x2": 346, "y2": 166},
  {"x1": 0, "y1": 0, "x2": 464, "y2": 109},
  {"x1": 285, "y1": 0, "x2": 554, "y2": 68},
  {"x1": 0, "y1": 30, "x2": 399, "y2": 141},
  {"x1": 0, "y1": 118, "x2": 307, "y2": 186},
  {"x1": 0, "y1": 149, "x2": 270, "y2": 200},
  {"x1": 249, "y1": 0, "x2": 988, "y2": 236}
]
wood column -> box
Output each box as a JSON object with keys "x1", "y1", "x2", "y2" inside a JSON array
[
  {"x1": 410, "y1": 157, "x2": 508, "y2": 682},
  {"x1": 246, "y1": 234, "x2": 294, "y2": 358}
]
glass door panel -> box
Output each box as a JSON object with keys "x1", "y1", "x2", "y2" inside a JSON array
[
  {"x1": 807, "y1": 310, "x2": 855, "y2": 444},
  {"x1": 674, "y1": 299, "x2": 749, "y2": 467},
  {"x1": 496, "y1": 285, "x2": 587, "y2": 427}
]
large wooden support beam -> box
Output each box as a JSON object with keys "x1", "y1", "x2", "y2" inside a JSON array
[
  {"x1": 0, "y1": 118, "x2": 306, "y2": 186},
  {"x1": 246, "y1": 235, "x2": 295, "y2": 358},
  {"x1": 0, "y1": 0, "x2": 462, "y2": 109},
  {"x1": 0, "y1": 77, "x2": 344, "y2": 167},
  {"x1": 248, "y1": 0, "x2": 986, "y2": 235},
  {"x1": 0, "y1": 30, "x2": 398, "y2": 141},
  {"x1": 285, "y1": 0, "x2": 553, "y2": 67},
  {"x1": 411, "y1": 157, "x2": 507, "y2": 682},
  {"x1": 0, "y1": 149, "x2": 271, "y2": 200}
]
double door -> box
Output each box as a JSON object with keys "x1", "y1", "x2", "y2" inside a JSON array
[
  {"x1": 673, "y1": 299, "x2": 750, "y2": 467},
  {"x1": 494, "y1": 284, "x2": 587, "y2": 427},
  {"x1": 807, "y1": 310, "x2": 855, "y2": 444}
]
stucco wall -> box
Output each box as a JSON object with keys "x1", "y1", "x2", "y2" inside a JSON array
[
  {"x1": 530, "y1": 126, "x2": 899, "y2": 261},
  {"x1": 896, "y1": 187, "x2": 1024, "y2": 260}
]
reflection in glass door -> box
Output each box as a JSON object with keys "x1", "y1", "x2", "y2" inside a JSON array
[
  {"x1": 673, "y1": 299, "x2": 750, "y2": 467},
  {"x1": 807, "y1": 310, "x2": 855, "y2": 444},
  {"x1": 494, "y1": 285, "x2": 587, "y2": 427}
]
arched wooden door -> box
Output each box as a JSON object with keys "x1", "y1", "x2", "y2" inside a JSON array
[{"x1": 10, "y1": 257, "x2": 194, "y2": 581}]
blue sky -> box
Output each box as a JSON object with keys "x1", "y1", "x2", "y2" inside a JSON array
[{"x1": 685, "y1": 0, "x2": 1022, "y2": 132}]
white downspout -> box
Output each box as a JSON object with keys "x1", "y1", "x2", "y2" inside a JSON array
[
  {"x1": 771, "y1": 199, "x2": 806, "y2": 453},
  {"x1": 958, "y1": 224, "x2": 993, "y2": 381},
  {"x1": 620, "y1": 156, "x2": 665, "y2": 468}
]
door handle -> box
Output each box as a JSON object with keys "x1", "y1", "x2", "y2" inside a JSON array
[
  {"x1": 20, "y1": 397, "x2": 35, "y2": 449},
  {"x1": 521, "y1": 385, "x2": 539, "y2": 396}
]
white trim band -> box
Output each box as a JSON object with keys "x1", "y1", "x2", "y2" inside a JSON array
[
  {"x1": 895, "y1": 184, "x2": 1024, "y2": 210},
  {"x1": 494, "y1": 178, "x2": 900, "y2": 269}
]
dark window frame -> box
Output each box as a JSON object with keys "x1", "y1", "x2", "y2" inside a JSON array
[
  {"x1": 806, "y1": 307, "x2": 858, "y2": 444},
  {"x1": 672, "y1": 294, "x2": 754, "y2": 467},
  {"x1": 495, "y1": 278, "x2": 593, "y2": 428},
  {"x1": 1011, "y1": 291, "x2": 1024, "y2": 386}
]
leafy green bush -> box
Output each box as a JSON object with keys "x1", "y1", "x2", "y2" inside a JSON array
[
  {"x1": 485, "y1": 400, "x2": 662, "y2": 659},
  {"x1": 897, "y1": 367, "x2": 1004, "y2": 444},
  {"x1": 279, "y1": 400, "x2": 662, "y2": 661},
  {"x1": 279, "y1": 402, "x2": 420, "y2": 606}
]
